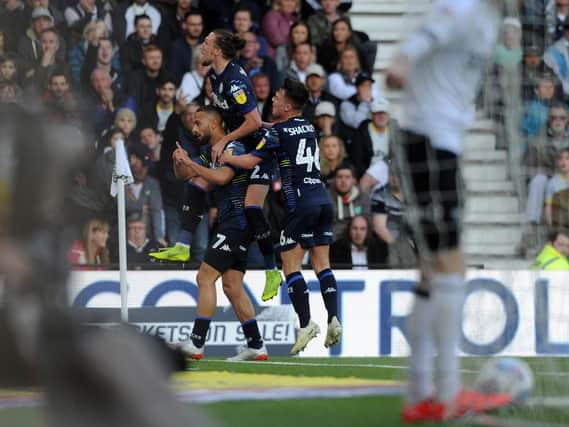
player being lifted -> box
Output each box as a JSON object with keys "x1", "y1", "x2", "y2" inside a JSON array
[
  {"x1": 151, "y1": 30, "x2": 282, "y2": 302},
  {"x1": 173, "y1": 106, "x2": 268, "y2": 361},
  {"x1": 222, "y1": 78, "x2": 342, "y2": 354},
  {"x1": 386, "y1": 0, "x2": 512, "y2": 421}
]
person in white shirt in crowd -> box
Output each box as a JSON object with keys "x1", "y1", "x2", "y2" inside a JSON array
[
  {"x1": 328, "y1": 45, "x2": 380, "y2": 101},
  {"x1": 177, "y1": 44, "x2": 210, "y2": 103},
  {"x1": 282, "y1": 41, "x2": 314, "y2": 84}
]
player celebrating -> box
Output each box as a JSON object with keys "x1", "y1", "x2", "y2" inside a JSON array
[
  {"x1": 173, "y1": 106, "x2": 268, "y2": 361},
  {"x1": 152, "y1": 30, "x2": 282, "y2": 302},
  {"x1": 385, "y1": 0, "x2": 512, "y2": 421},
  {"x1": 222, "y1": 78, "x2": 342, "y2": 355}
]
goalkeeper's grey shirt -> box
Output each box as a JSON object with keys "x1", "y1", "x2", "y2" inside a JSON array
[{"x1": 398, "y1": 0, "x2": 500, "y2": 155}]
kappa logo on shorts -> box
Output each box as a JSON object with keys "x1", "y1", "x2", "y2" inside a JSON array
[
  {"x1": 238, "y1": 245, "x2": 246, "y2": 251},
  {"x1": 284, "y1": 237, "x2": 295, "y2": 245},
  {"x1": 218, "y1": 244, "x2": 231, "y2": 252}
]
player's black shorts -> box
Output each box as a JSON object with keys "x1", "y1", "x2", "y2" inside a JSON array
[
  {"x1": 279, "y1": 203, "x2": 334, "y2": 252},
  {"x1": 248, "y1": 157, "x2": 273, "y2": 186},
  {"x1": 204, "y1": 223, "x2": 252, "y2": 274},
  {"x1": 400, "y1": 129, "x2": 463, "y2": 252}
]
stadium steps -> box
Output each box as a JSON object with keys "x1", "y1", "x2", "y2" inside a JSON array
[{"x1": 349, "y1": 0, "x2": 524, "y2": 267}]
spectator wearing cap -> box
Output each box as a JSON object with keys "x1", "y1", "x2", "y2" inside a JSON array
[
  {"x1": 127, "y1": 143, "x2": 166, "y2": 245},
  {"x1": 282, "y1": 41, "x2": 313, "y2": 84},
  {"x1": 328, "y1": 46, "x2": 379, "y2": 101},
  {"x1": 252, "y1": 73, "x2": 274, "y2": 122},
  {"x1": 29, "y1": 0, "x2": 65, "y2": 34},
  {"x1": 495, "y1": 17, "x2": 522, "y2": 69},
  {"x1": 522, "y1": 45, "x2": 556, "y2": 101},
  {"x1": 126, "y1": 213, "x2": 161, "y2": 265},
  {"x1": 238, "y1": 31, "x2": 280, "y2": 91},
  {"x1": 522, "y1": 74, "x2": 556, "y2": 137},
  {"x1": 313, "y1": 100, "x2": 338, "y2": 137},
  {"x1": 339, "y1": 72, "x2": 379, "y2": 131},
  {"x1": 112, "y1": 0, "x2": 162, "y2": 45},
  {"x1": 545, "y1": 21, "x2": 569, "y2": 100},
  {"x1": 17, "y1": 7, "x2": 67, "y2": 74},
  {"x1": 301, "y1": 62, "x2": 338, "y2": 123},
  {"x1": 351, "y1": 98, "x2": 400, "y2": 186}
]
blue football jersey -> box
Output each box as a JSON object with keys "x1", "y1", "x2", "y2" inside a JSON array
[
  {"x1": 252, "y1": 116, "x2": 330, "y2": 212},
  {"x1": 195, "y1": 140, "x2": 249, "y2": 229},
  {"x1": 208, "y1": 61, "x2": 265, "y2": 149}
]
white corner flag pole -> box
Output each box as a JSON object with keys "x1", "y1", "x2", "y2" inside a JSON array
[{"x1": 111, "y1": 139, "x2": 134, "y2": 323}]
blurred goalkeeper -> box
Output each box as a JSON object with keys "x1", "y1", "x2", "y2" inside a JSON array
[{"x1": 386, "y1": 0, "x2": 512, "y2": 422}]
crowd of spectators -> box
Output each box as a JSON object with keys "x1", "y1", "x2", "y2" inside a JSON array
[
  {"x1": 1, "y1": 0, "x2": 420, "y2": 270},
  {"x1": 516, "y1": 1, "x2": 569, "y2": 264}
]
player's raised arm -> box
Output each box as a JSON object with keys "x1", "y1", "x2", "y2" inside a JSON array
[{"x1": 173, "y1": 142, "x2": 198, "y2": 180}]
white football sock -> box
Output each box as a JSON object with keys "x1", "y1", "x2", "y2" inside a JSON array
[
  {"x1": 431, "y1": 273, "x2": 466, "y2": 403},
  {"x1": 405, "y1": 290, "x2": 435, "y2": 404}
]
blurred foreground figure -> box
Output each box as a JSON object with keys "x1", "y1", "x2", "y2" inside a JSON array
[{"x1": 0, "y1": 105, "x2": 214, "y2": 427}]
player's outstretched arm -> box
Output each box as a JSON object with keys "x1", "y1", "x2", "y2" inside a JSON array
[
  {"x1": 189, "y1": 162, "x2": 236, "y2": 186},
  {"x1": 211, "y1": 109, "x2": 262, "y2": 162},
  {"x1": 220, "y1": 149, "x2": 261, "y2": 170}
]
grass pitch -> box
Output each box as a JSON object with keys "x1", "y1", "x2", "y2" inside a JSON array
[{"x1": 2, "y1": 357, "x2": 569, "y2": 427}]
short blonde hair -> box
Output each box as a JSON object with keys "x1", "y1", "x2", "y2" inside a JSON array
[{"x1": 114, "y1": 107, "x2": 137, "y2": 129}]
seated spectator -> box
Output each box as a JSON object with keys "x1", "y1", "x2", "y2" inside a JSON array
[
  {"x1": 64, "y1": 0, "x2": 112, "y2": 44},
  {"x1": 18, "y1": 7, "x2": 66, "y2": 76},
  {"x1": 126, "y1": 44, "x2": 170, "y2": 113},
  {"x1": 0, "y1": 80, "x2": 24, "y2": 105},
  {"x1": 127, "y1": 143, "x2": 166, "y2": 245},
  {"x1": 80, "y1": 35, "x2": 121, "y2": 93},
  {"x1": 126, "y1": 213, "x2": 161, "y2": 265},
  {"x1": 24, "y1": 28, "x2": 68, "y2": 94},
  {"x1": 319, "y1": 134, "x2": 346, "y2": 186},
  {"x1": 238, "y1": 31, "x2": 280, "y2": 90},
  {"x1": 275, "y1": 20, "x2": 311, "y2": 72},
  {"x1": 87, "y1": 68, "x2": 136, "y2": 137},
  {"x1": 545, "y1": 147, "x2": 569, "y2": 228},
  {"x1": 302, "y1": 63, "x2": 336, "y2": 119},
  {"x1": 168, "y1": 10, "x2": 204, "y2": 85},
  {"x1": 282, "y1": 41, "x2": 313, "y2": 84},
  {"x1": 177, "y1": 45, "x2": 209, "y2": 103},
  {"x1": 140, "y1": 75, "x2": 176, "y2": 132},
  {"x1": 114, "y1": 0, "x2": 162, "y2": 44},
  {"x1": 252, "y1": 72, "x2": 273, "y2": 122},
  {"x1": 70, "y1": 20, "x2": 109, "y2": 88},
  {"x1": 371, "y1": 169, "x2": 416, "y2": 268},
  {"x1": 522, "y1": 74, "x2": 556, "y2": 137},
  {"x1": 327, "y1": 162, "x2": 369, "y2": 237},
  {"x1": 317, "y1": 17, "x2": 369, "y2": 75},
  {"x1": 262, "y1": 0, "x2": 299, "y2": 59},
  {"x1": 351, "y1": 98, "x2": 399, "y2": 184},
  {"x1": 160, "y1": 0, "x2": 192, "y2": 43},
  {"x1": 328, "y1": 45, "x2": 379, "y2": 101},
  {"x1": 139, "y1": 124, "x2": 161, "y2": 162},
  {"x1": 0, "y1": 54, "x2": 18, "y2": 83},
  {"x1": 545, "y1": 22, "x2": 569, "y2": 100},
  {"x1": 233, "y1": 4, "x2": 268, "y2": 58},
  {"x1": 41, "y1": 70, "x2": 79, "y2": 123},
  {"x1": 494, "y1": 17, "x2": 522, "y2": 69},
  {"x1": 120, "y1": 14, "x2": 159, "y2": 74},
  {"x1": 0, "y1": 0, "x2": 28, "y2": 54},
  {"x1": 531, "y1": 229, "x2": 569, "y2": 270},
  {"x1": 521, "y1": 45, "x2": 555, "y2": 101},
  {"x1": 339, "y1": 72, "x2": 382, "y2": 146},
  {"x1": 307, "y1": 0, "x2": 343, "y2": 47},
  {"x1": 546, "y1": 0, "x2": 569, "y2": 45},
  {"x1": 330, "y1": 214, "x2": 387, "y2": 269},
  {"x1": 68, "y1": 217, "x2": 110, "y2": 266},
  {"x1": 313, "y1": 100, "x2": 338, "y2": 137}
]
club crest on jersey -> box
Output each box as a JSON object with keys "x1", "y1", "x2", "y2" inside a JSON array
[{"x1": 231, "y1": 84, "x2": 247, "y2": 105}]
